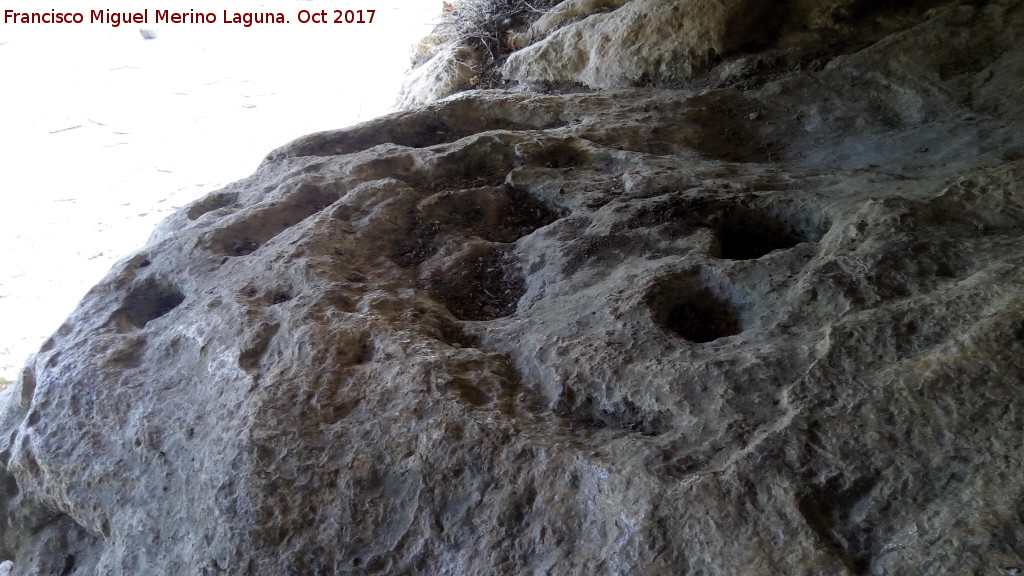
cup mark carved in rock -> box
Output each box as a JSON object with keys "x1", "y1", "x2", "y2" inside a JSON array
[
  {"x1": 428, "y1": 245, "x2": 526, "y2": 321},
  {"x1": 514, "y1": 138, "x2": 591, "y2": 169},
  {"x1": 414, "y1": 133, "x2": 519, "y2": 192},
  {"x1": 272, "y1": 104, "x2": 566, "y2": 160},
  {"x1": 394, "y1": 185, "x2": 562, "y2": 267},
  {"x1": 110, "y1": 278, "x2": 186, "y2": 332},
  {"x1": 186, "y1": 191, "x2": 239, "y2": 221},
  {"x1": 206, "y1": 183, "x2": 338, "y2": 257},
  {"x1": 647, "y1": 272, "x2": 742, "y2": 343},
  {"x1": 239, "y1": 284, "x2": 295, "y2": 307},
  {"x1": 620, "y1": 193, "x2": 830, "y2": 262},
  {"x1": 622, "y1": 194, "x2": 727, "y2": 235},
  {"x1": 715, "y1": 205, "x2": 825, "y2": 260}
]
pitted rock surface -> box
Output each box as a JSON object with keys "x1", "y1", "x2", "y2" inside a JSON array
[{"x1": 1, "y1": 1, "x2": 1023, "y2": 574}]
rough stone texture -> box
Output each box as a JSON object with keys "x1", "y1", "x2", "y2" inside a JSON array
[
  {"x1": 396, "y1": 44, "x2": 483, "y2": 111},
  {"x1": 506, "y1": 0, "x2": 634, "y2": 50},
  {"x1": 500, "y1": 0, "x2": 979, "y2": 89},
  {"x1": 502, "y1": 0, "x2": 778, "y2": 87},
  {"x1": 2, "y1": 0, "x2": 1024, "y2": 574}
]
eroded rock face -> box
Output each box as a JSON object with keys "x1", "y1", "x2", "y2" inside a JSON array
[
  {"x1": 503, "y1": 0, "x2": 779, "y2": 87},
  {"x1": 396, "y1": 44, "x2": 484, "y2": 111},
  {"x1": 504, "y1": 0, "x2": 985, "y2": 90},
  {"x1": 1, "y1": 1, "x2": 1023, "y2": 574}
]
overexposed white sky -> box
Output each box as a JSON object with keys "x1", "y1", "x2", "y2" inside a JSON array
[{"x1": 0, "y1": 1, "x2": 439, "y2": 381}]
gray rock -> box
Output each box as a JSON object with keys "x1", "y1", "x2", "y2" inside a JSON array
[{"x1": 1, "y1": 1, "x2": 1023, "y2": 574}]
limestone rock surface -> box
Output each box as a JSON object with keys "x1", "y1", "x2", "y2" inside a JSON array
[
  {"x1": 2, "y1": 1, "x2": 1024, "y2": 575},
  {"x1": 396, "y1": 44, "x2": 483, "y2": 111},
  {"x1": 500, "y1": 0, "x2": 980, "y2": 89},
  {"x1": 502, "y1": 0, "x2": 778, "y2": 87}
]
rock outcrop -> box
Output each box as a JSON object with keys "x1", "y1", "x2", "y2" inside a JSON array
[
  {"x1": 502, "y1": 0, "x2": 778, "y2": 87},
  {"x1": 2, "y1": 0, "x2": 1023, "y2": 574}
]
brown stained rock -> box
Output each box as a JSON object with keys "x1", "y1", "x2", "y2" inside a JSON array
[{"x1": 1, "y1": 1, "x2": 1024, "y2": 574}]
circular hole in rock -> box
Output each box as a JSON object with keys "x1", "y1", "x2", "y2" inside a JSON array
[
  {"x1": 113, "y1": 278, "x2": 186, "y2": 331},
  {"x1": 717, "y1": 206, "x2": 808, "y2": 260},
  {"x1": 521, "y1": 139, "x2": 590, "y2": 169},
  {"x1": 187, "y1": 191, "x2": 238, "y2": 220},
  {"x1": 268, "y1": 290, "x2": 293, "y2": 305},
  {"x1": 429, "y1": 246, "x2": 525, "y2": 321},
  {"x1": 647, "y1": 275, "x2": 741, "y2": 343},
  {"x1": 208, "y1": 184, "x2": 337, "y2": 257},
  {"x1": 239, "y1": 285, "x2": 295, "y2": 307},
  {"x1": 467, "y1": 186, "x2": 563, "y2": 243},
  {"x1": 396, "y1": 186, "x2": 563, "y2": 267}
]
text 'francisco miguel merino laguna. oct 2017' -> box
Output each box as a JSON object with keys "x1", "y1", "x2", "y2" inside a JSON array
[{"x1": 4, "y1": 8, "x2": 376, "y2": 27}]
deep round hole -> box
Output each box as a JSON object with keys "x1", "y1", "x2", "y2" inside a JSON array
[
  {"x1": 648, "y1": 274, "x2": 742, "y2": 343},
  {"x1": 717, "y1": 207, "x2": 805, "y2": 260},
  {"x1": 664, "y1": 294, "x2": 740, "y2": 342},
  {"x1": 518, "y1": 139, "x2": 590, "y2": 169},
  {"x1": 113, "y1": 278, "x2": 186, "y2": 330},
  {"x1": 267, "y1": 290, "x2": 294, "y2": 305},
  {"x1": 394, "y1": 185, "x2": 562, "y2": 267},
  {"x1": 187, "y1": 191, "x2": 238, "y2": 220},
  {"x1": 429, "y1": 246, "x2": 525, "y2": 321}
]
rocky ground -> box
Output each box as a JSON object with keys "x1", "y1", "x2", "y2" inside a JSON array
[{"x1": 0, "y1": 0, "x2": 1022, "y2": 574}]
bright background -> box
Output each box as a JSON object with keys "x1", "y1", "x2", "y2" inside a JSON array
[{"x1": 0, "y1": 1, "x2": 439, "y2": 383}]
